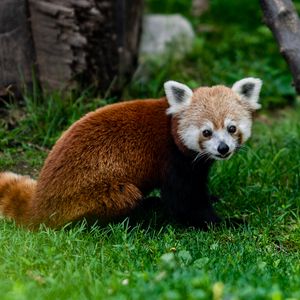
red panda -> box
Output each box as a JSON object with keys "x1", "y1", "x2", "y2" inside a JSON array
[{"x1": 0, "y1": 78, "x2": 262, "y2": 229}]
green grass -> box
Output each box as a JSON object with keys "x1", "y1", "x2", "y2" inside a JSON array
[
  {"x1": 0, "y1": 220, "x2": 298, "y2": 300},
  {"x1": 1, "y1": 0, "x2": 300, "y2": 299},
  {"x1": 1, "y1": 106, "x2": 300, "y2": 299},
  {"x1": 0, "y1": 88, "x2": 115, "y2": 149}
]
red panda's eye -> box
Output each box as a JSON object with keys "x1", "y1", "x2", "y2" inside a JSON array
[
  {"x1": 202, "y1": 129, "x2": 212, "y2": 138},
  {"x1": 228, "y1": 125, "x2": 237, "y2": 134}
]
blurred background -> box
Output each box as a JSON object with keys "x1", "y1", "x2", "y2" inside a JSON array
[
  {"x1": 133, "y1": 0, "x2": 298, "y2": 109},
  {"x1": 1, "y1": 0, "x2": 300, "y2": 148}
]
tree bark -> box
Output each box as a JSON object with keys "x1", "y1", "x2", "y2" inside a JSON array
[
  {"x1": 260, "y1": 0, "x2": 300, "y2": 94},
  {"x1": 0, "y1": 0, "x2": 35, "y2": 96},
  {"x1": 28, "y1": 0, "x2": 143, "y2": 94},
  {"x1": 0, "y1": 0, "x2": 143, "y2": 96}
]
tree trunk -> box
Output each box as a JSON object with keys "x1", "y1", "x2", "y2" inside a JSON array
[
  {"x1": 0, "y1": 0, "x2": 35, "y2": 97},
  {"x1": 260, "y1": 0, "x2": 300, "y2": 94},
  {"x1": 0, "y1": 0, "x2": 143, "y2": 96}
]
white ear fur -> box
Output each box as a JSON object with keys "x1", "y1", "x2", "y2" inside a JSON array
[
  {"x1": 232, "y1": 77, "x2": 262, "y2": 110},
  {"x1": 164, "y1": 81, "x2": 193, "y2": 115}
]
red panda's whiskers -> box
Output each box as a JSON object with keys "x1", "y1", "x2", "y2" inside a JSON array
[{"x1": 192, "y1": 151, "x2": 210, "y2": 164}]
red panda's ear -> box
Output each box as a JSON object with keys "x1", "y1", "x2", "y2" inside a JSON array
[
  {"x1": 232, "y1": 77, "x2": 262, "y2": 110},
  {"x1": 164, "y1": 81, "x2": 193, "y2": 115}
]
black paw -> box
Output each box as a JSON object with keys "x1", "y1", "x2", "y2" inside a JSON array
[
  {"x1": 173, "y1": 208, "x2": 222, "y2": 230},
  {"x1": 125, "y1": 196, "x2": 168, "y2": 228}
]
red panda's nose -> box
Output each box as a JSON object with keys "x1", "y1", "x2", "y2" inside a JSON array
[{"x1": 217, "y1": 142, "x2": 229, "y2": 155}]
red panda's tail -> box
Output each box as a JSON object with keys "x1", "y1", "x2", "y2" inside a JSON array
[{"x1": 0, "y1": 172, "x2": 36, "y2": 225}]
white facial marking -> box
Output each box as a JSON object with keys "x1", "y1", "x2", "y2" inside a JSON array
[
  {"x1": 199, "y1": 121, "x2": 214, "y2": 136},
  {"x1": 239, "y1": 117, "x2": 252, "y2": 142},
  {"x1": 224, "y1": 118, "x2": 236, "y2": 128},
  {"x1": 178, "y1": 118, "x2": 249, "y2": 160},
  {"x1": 179, "y1": 125, "x2": 201, "y2": 152},
  {"x1": 204, "y1": 129, "x2": 237, "y2": 159},
  {"x1": 202, "y1": 119, "x2": 236, "y2": 160}
]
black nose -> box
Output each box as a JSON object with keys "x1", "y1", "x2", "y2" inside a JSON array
[{"x1": 217, "y1": 142, "x2": 229, "y2": 155}]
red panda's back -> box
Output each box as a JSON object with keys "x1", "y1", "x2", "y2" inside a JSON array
[{"x1": 30, "y1": 99, "x2": 172, "y2": 227}]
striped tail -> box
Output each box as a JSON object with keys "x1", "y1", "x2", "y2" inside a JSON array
[{"x1": 0, "y1": 172, "x2": 36, "y2": 225}]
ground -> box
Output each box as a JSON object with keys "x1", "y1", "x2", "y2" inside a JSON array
[{"x1": 0, "y1": 106, "x2": 299, "y2": 300}]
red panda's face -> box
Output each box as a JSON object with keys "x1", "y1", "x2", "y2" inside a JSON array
[{"x1": 164, "y1": 78, "x2": 262, "y2": 160}]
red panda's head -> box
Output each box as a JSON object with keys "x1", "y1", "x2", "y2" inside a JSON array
[{"x1": 164, "y1": 78, "x2": 262, "y2": 160}]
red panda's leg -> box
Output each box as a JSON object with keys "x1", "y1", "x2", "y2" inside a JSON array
[
  {"x1": 161, "y1": 155, "x2": 221, "y2": 228},
  {"x1": 31, "y1": 182, "x2": 144, "y2": 229},
  {"x1": 123, "y1": 196, "x2": 163, "y2": 225},
  {"x1": 100, "y1": 182, "x2": 144, "y2": 220},
  {"x1": 161, "y1": 179, "x2": 221, "y2": 228}
]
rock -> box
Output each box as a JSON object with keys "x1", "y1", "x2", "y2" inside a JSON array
[{"x1": 140, "y1": 14, "x2": 195, "y2": 58}]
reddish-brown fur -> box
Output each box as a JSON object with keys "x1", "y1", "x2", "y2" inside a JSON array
[
  {"x1": 0, "y1": 173, "x2": 36, "y2": 224},
  {"x1": 0, "y1": 99, "x2": 176, "y2": 229}
]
